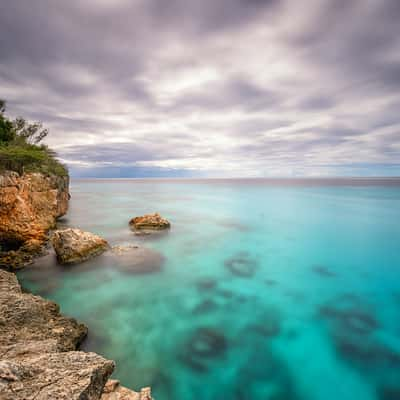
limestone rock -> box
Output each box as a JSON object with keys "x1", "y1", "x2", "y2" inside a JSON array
[
  {"x1": 0, "y1": 270, "x2": 87, "y2": 355},
  {"x1": 101, "y1": 380, "x2": 152, "y2": 400},
  {"x1": 0, "y1": 351, "x2": 114, "y2": 400},
  {"x1": 0, "y1": 171, "x2": 69, "y2": 269},
  {"x1": 52, "y1": 228, "x2": 109, "y2": 264},
  {"x1": 129, "y1": 213, "x2": 170, "y2": 234}
]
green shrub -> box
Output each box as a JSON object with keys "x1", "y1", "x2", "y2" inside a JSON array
[{"x1": 0, "y1": 100, "x2": 68, "y2": 177}]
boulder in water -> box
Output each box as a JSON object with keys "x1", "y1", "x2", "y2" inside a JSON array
[
  {"x1": 52, "y1": 228, "x2": 109, "y2": 265},
  {"x1": 129, "y1": 213, "x2": 170, "y2": 234}
]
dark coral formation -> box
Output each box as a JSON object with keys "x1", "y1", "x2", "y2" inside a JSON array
[
  {"x1": 312, "y1": 265, "x2": 337, "y2": 278},
  {"x1": 224, "y1": 252, "x2": 258, "y2": 278},
  {"x1": 179, "y1": 327, "x2": 227, "y2": 373}
]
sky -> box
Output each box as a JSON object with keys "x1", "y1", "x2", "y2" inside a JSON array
[{"x1": 1, "y1": 0, "x2": 400, "y2": 178}]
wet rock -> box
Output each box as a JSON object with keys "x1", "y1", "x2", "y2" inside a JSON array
[
  {"x1": 129, "y1": 213, "x2": 170, "y2": 234},
  {"x1": 52, "y1": 228, "x2": 109, "y2": 265},
  {"x1": 0, "y1": 351, "x2": 114, "y2": 400},
  {"x1": 225, "y1": 253, "x2": 258, "y2": 278}
]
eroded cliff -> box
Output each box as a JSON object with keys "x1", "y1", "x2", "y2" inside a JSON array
[{"x1": 0, "y1": 171, "x2": 69, "y2": 268}]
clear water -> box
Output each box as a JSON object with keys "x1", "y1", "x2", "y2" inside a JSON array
[{"x1": 18, "y1": 179, "x2": 400, "y2": 400}]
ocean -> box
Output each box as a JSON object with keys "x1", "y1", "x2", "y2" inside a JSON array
[{"x1": 18, "y1": 178, "x2": 400, "y2": 400}]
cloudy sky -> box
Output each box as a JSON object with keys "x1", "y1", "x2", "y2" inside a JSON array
[{"x1": 1, "y1": 0, "x2": 400, "y2": 177}]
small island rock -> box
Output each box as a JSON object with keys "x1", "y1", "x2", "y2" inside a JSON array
[
  {"x1": 52, "y1": 228, "x2": 109, "y2": 265},
  {"x1": 129, "y1": 213, "x2": 170, "y2": 234}
]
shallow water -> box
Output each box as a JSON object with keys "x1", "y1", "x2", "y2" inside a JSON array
[{"x1": 18, "y1": 178, "x2": 400, "y2": 400}]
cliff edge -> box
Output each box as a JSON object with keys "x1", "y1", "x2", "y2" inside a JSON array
[{"x1": 0, "y1": 171, "x2": 69, "y2": 268}]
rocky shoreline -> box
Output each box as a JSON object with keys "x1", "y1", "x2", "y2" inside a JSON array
[
  {"x1": 0, "y1": 269, "x2": 151, "y2": 399},
  {"x1": 0, "y1": 171, "x2": 153, "y2": 399}
]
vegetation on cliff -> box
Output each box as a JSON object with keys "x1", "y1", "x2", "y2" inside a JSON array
[{"x1": 0, "y1": 99, "x2": 67, "y2": 176}]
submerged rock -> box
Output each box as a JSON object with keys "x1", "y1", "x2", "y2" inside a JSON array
[
  {"x1": 224, "y1": 253, "x2": 258, "y2": 278},
  {"x1": 106, "y1": 245, "x2": 165, "y2": 274},
  {"x1": 129, "y1": 213, "x2": 170, "y2": 234},
  {"x1": 52, "y1": 228, "x2": 109, "y2": 265}
]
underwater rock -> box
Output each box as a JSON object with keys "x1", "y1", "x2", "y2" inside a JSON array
[
  {"x1": 319, "y1": 304, "x2": 379, "y2": 335},
  {"x1": 312, "y1": 265, "x2": 337, "y2": 278},
  {"x1": 196, "y1": 278, "x2": 217, "y2": 291},
  {"x1": 188, "y1": 327, "x2": 227, "y2": 358},
  {"x1": 235, "y1": 345, "x2": 299, "y2": 400},
  {"x1": 250, "y1": 320, "x2": 281, "y2": 338},
  {"x1": 334, "y1": 334, "x2": 400, "y2": 368},
  {"x1": 224, "y1": 253, "x2": 258, "y2": 278},
  {"x1": 192, "y1": 299, "x2": 218, "y2": 315},
  {"x1": 0, "y1": 351, "x2": 114, "y2": 400},
  {"x1": 179, "y1": 327, "x2": 228, "y2": 372},
  {"x1": 129, "y1": 213, "x2": 170, "y2": 234},
  {"x1": 104, "y1": 245, "x2": 165, "y2": 274},
  {"x1": 52, "y1": 228, "x2": 109, "y2": 265},
  {"x1": 377, "y1": 385, "x2": 400, "y2": 400}
]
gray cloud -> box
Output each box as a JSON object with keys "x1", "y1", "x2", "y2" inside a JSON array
[{"x1": 0, "y1": 0, "x2": 399, "y2": 177}]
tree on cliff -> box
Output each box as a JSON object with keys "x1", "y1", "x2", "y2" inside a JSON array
[{"x1": 0, "y1": 100, "x2": 67, "y2": 176}]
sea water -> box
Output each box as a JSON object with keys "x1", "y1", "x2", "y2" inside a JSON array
[{"x1": 18, "y1": 178, "x2": 400, "y2": 400}]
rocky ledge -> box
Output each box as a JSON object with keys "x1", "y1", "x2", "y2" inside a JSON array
[
  {"x1": 0, "y1": 269, "x2": 151, "y2": 400},
  {"x1": 129, "y1": 213, "x2": 170, "y2": 234},
  {"x1": 52, "y1": 228, "x2": 109, "y2": 265},
  {"x1": 0, "y1": 171, "x2": 69, "y2": 269}
]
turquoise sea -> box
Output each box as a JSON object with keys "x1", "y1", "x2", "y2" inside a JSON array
[{"x1": 18, "y1": 178, "x2": 400, "y2": 400}]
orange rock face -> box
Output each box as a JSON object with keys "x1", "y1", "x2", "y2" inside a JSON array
[{"x1": 0, "y1": 171, "x2": 69, "y2": 247}]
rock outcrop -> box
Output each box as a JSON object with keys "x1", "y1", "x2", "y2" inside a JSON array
[
  {"x1": 52, "y1": 228, "x2": 109, "y2": 264},
  {"x1": 101, "y1": 379, "x2": 151, "y2": 400},
  {"x1": 0, "y1": 171, "x2": 69, "y2": 269},
  {"x1": 129, "y1": 213, "x2": 170, "y2": 234},
  {"x1": 0, "y1": 269, "x2": 151, "y2": 400},
  {"x1": 0, "y1": 352, "x2": 114, "y2": 400}
]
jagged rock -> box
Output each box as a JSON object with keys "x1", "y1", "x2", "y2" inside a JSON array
[
  {"x1": 0, "y1": 351, "x2": 114, "y2": 400},
  {"x1": 129, "y1": 213, "x2": 170, "y2": 234},
  {"x1": 0, "y1": 171, "x2": 69, "y2": 269},
  {"x1": 52, "y1": 228, "x2": 109, "y2": 264},
  {"x1": 0, "y1": 269, "x2": 87, "y2": 355},
  {"x1": 101, "y1": 379, "x2": 152, "y2": 400}
]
